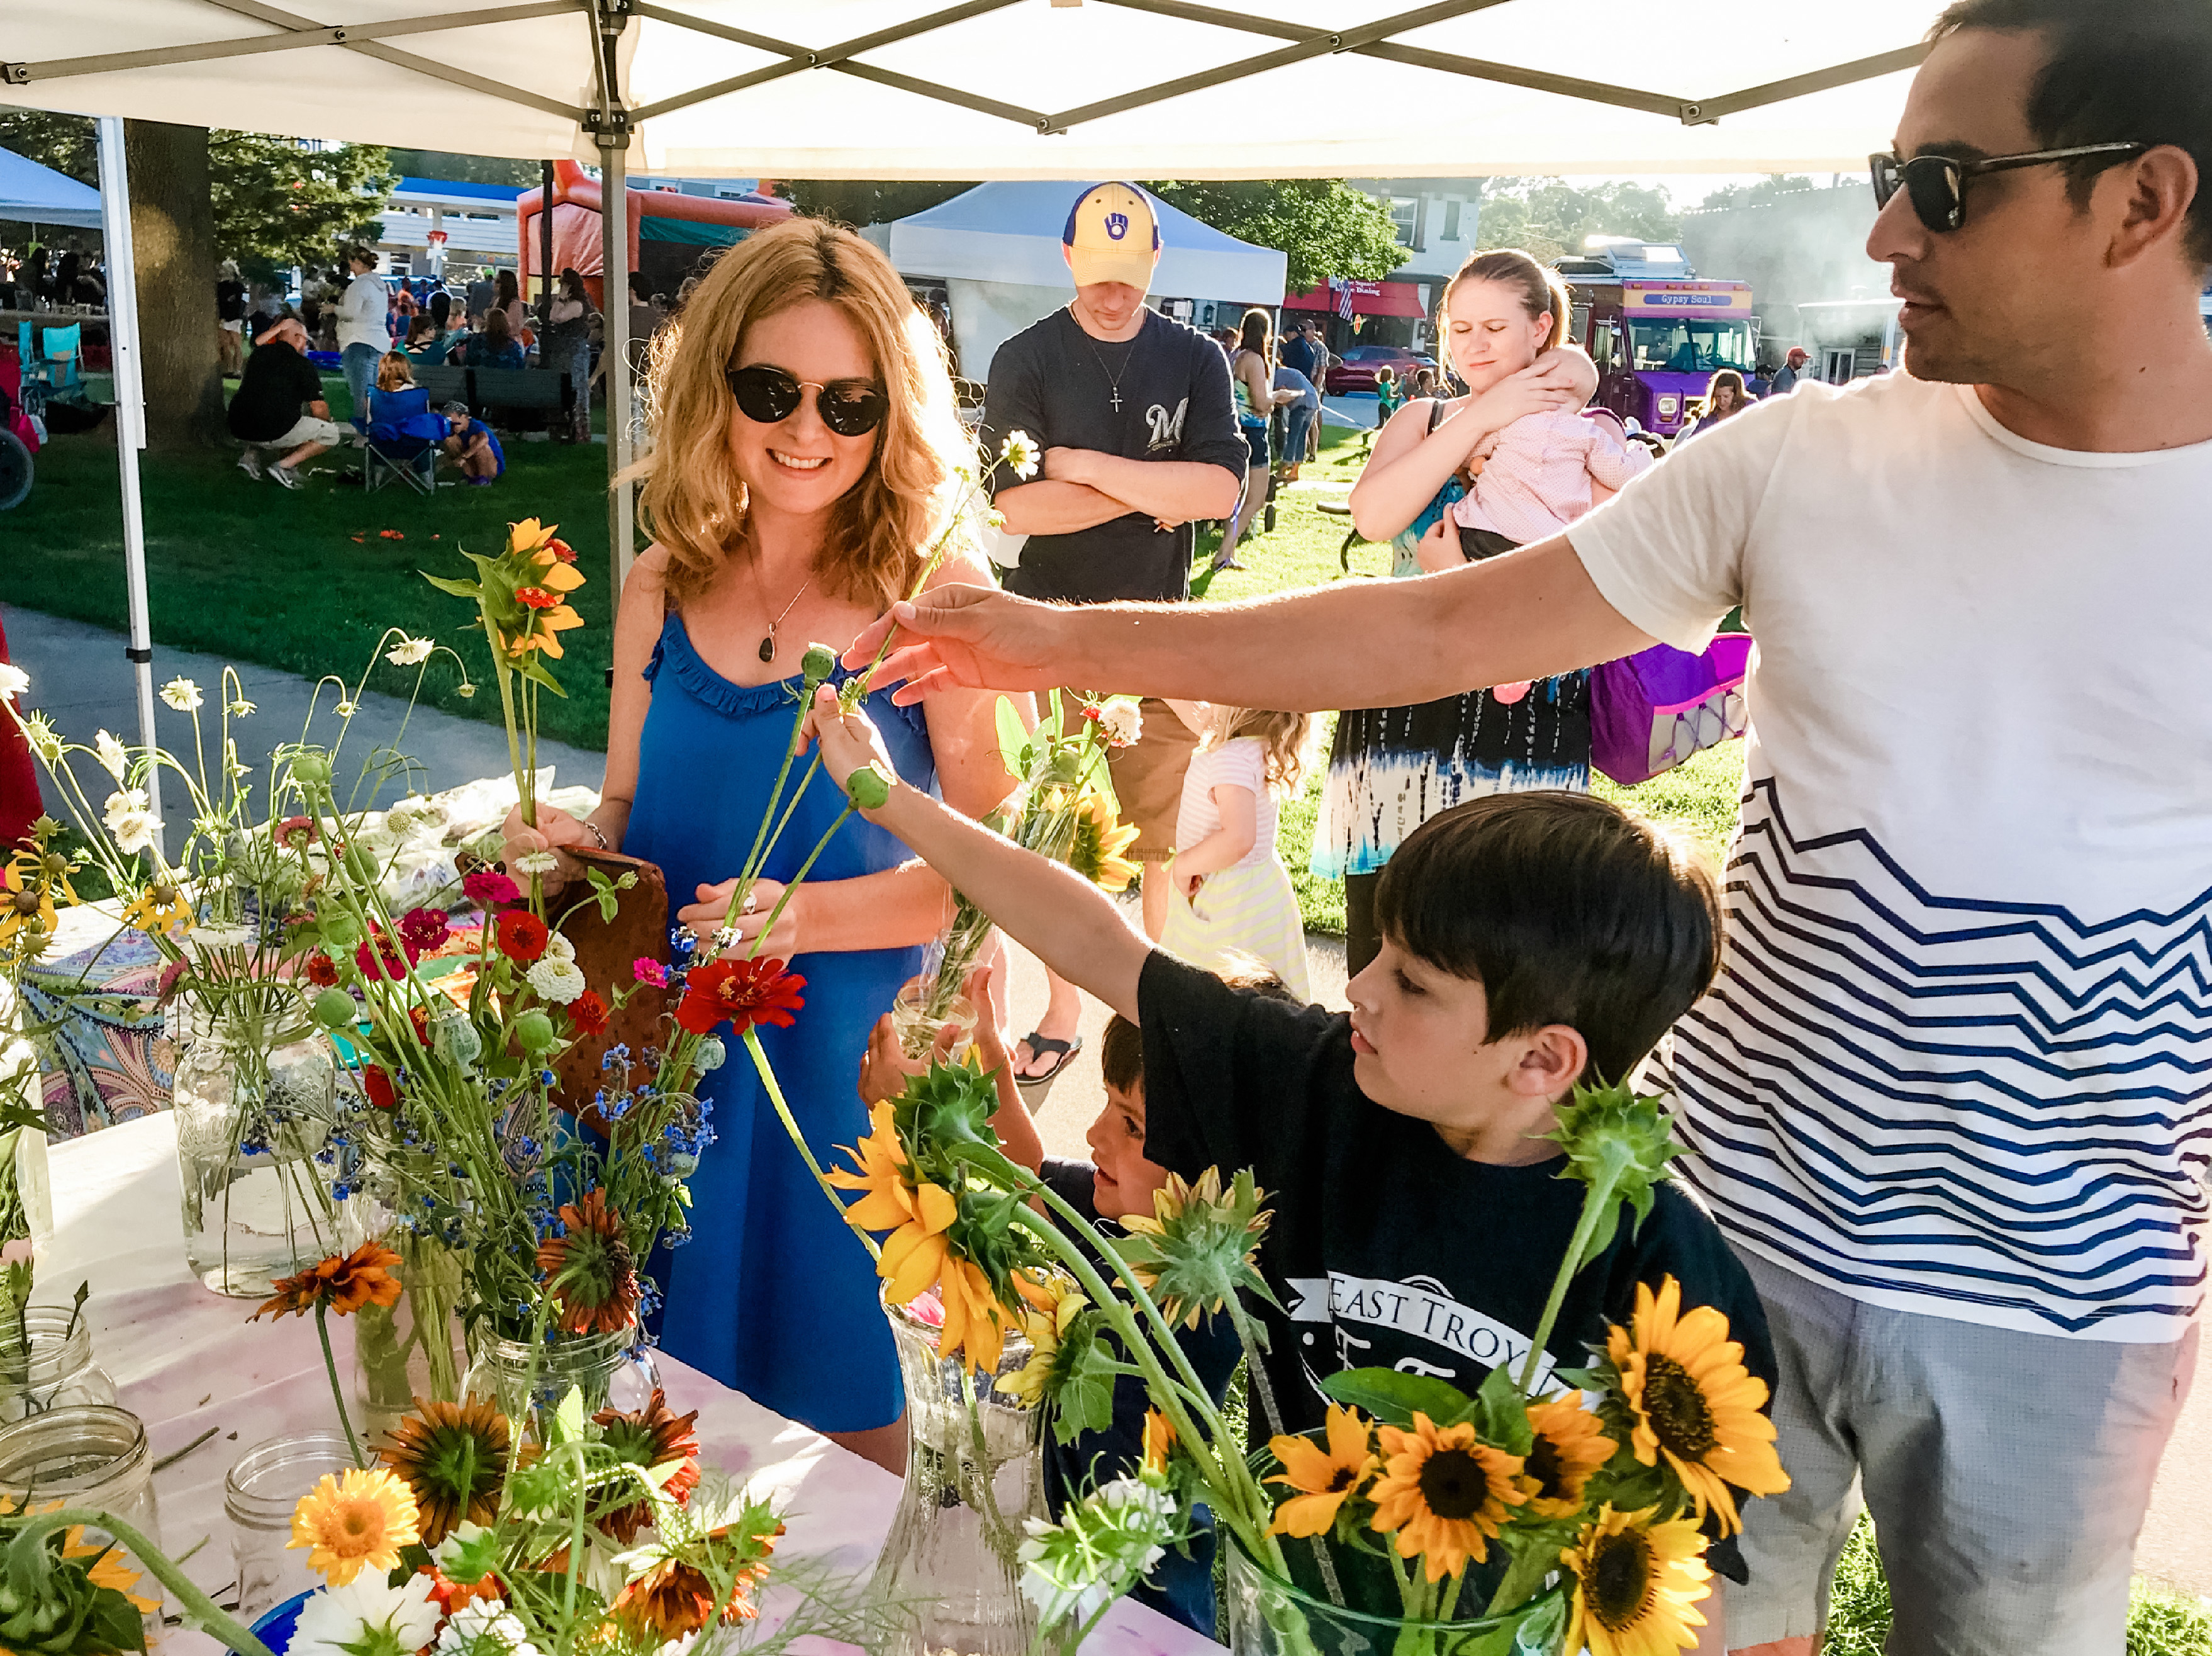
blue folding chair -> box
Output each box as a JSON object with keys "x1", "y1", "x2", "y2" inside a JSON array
[{"x1": 39, "y1": 325, "x2": 82, "y2": 396}]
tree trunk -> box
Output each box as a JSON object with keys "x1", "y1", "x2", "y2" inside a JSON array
[{"x1": 123, "y1": 120, "x2": 225, "y2": 450}]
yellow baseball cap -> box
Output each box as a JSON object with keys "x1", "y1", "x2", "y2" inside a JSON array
[{"x1": 1062, "y1": 182, "x2": 1161, "y2": 291}]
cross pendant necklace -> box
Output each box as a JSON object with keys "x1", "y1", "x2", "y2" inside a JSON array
[{"x1": 1086, "y1": 325, "x2": 1141, "y2": 415}]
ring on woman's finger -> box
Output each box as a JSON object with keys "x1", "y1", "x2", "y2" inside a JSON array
[{"x1": 741, "y1": 892, "x2": 758, "y2": 915}]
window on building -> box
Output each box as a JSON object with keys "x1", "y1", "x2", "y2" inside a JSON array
[
  {"x1": 1389, "y1": 197, "x2": 1421, "y2": 249},
  {"x1": 1442, "y1": 199, "x2": 1461, "y2": 241}
]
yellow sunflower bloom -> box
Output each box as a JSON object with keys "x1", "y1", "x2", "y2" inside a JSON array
[
  {"x1": 1267, "y1": 1403, "x2": 1380, "y2": 1538},
  {"x1": 1521, "y1": 1392, "x2": 1617, "y2": 1519},
  {"x1": 0, "y1": 1499, "x2": 159, "y2": 1614},
  {"x1": 531, "y1": 551, "x2": 587, "y2": 593},
  {"x1": 827, "y1": 1104, "x2": 921, "y2": 1228},
  {"x1": 1366, "y1": 1413, "x2": 1526, "y2": 1582},
  {"x1": 1003, "y1": 1284, "x2": 1086, "y2": 1406},
  {"x1": 1070, "y1": 790, "x2": 1142, "y2": 893},
  {"x1": 509, "y1": 603, "x2": 586, "y2": 661},
  {"x1": 1560, "y1": 1504, "x2": 1711, "y2": 1656},
  {"x1": 507, "y1": 518, "x2": 556, "y2": 556},
  {"x1": 1607, "y1": 1276, "x2": 1789, "y2": 1536},
  {"x1": 120, "y1": 879, "x2": 193, "y2": 938},
  {"x1": 1142, "y1": 1407, "x2": 1176, "y2": 1475},
  {"x1": 937, "y1": 1254, "x2": 1014, "y2": 1375},
  {"x1": 288, "y1": 1466, "x2": 421, "y2": 1584}
]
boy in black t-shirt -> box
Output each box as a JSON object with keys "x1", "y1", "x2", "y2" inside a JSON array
[{"x1": 810, "y1": 698, "x2": 1777, "y2": 1569}]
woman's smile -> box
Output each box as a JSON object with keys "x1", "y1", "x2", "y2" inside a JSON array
[{"x1": 768, "y1": 447, "x2": 832, "y2": 472}]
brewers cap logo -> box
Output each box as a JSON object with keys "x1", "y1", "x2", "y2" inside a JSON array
[{"x1": 1105, "y1": 212, "x2": 1129, "y2": 240}]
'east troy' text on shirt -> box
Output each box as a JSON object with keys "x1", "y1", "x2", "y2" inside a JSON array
[{"x1": 1285, "y1": 1271, "x2": 1558, "y2": 1401}]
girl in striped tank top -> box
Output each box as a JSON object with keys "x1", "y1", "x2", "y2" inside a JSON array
[{"x1": 1159, "y1": 703, "x2": 1315, "y2": 1000}]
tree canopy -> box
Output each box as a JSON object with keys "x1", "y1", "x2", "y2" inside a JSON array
[
  {"x1": 1691, "y1": 174, "x2": 1821, "y2": 212},
  {"x1": 786, "y1": 180, "x2": 976, "y2": 228},
  {"x1": 1146, "y1": 179, "x2": 1403, "y2": 291},
  {"x1": 1473, "y1": 178, "x2": 1683, "y2": 264}
]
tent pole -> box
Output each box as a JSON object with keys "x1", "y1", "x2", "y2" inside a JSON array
[
  {"x1": 601, "y1": 137, "x2": 632, "y2": 620},
  {"x1": 95, "y1": 115, "x2": 164, "y2": 853},
  {"x1": 539, "y1": 159, "x2": 555, "y2": 325}
]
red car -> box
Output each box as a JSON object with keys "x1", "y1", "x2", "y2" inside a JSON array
[{"x1": 1325, "y1": 344, "x2": 1438, "y2": 396}]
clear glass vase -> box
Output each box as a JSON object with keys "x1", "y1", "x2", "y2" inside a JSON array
[
  {"x1": 871, "y1": 1294, "x2": 1047, "y2": 1656},
  {"x1": 0, "y1": 1404, "x2": 165, "y2": 1640},
  {"x1": 461, "y1": 1325, "x2": 660, "y2": 1429},
  {"x1": 172, "y1": 1024, "x2": 340, "y2": 1298},
  {"x1": 225, "y1": 1430, "x2": 357, "y2": 1618},
  {"x1": 339, "y1": 1151, "x2": 469, "y2": 1439},
  {"x1": 0, "y1": 1306, "x2": 117, "y2": 1422},
  {"x1": 1223, "y1": 1533, "x2": 1569, "y2": 1656}
]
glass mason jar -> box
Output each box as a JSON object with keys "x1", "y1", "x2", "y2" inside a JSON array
[
  {"x1": 338, "y1": 1149, "x2": 468, "y2": 1440},
  {"x1": 461, "y1": 1326, "x2": 661, "y2": 1429},
  {"x1": 172, "y1": 1023, "x2": 340, "y2": 1298},
  {"x1": 0, "y1": 1404, "x2": 165, "y2": 1640},
  {"x1": 0, "y1": 1306, "x2": 117, "y2": 1422},
  {"x1": 1223, "y1": 1532, "x2": 1569, "y2": 1656},
  {"x1": 225, "y1": 1431, "x2": 357, "y2": 1618},
  {"x1": 871, "y1": 1294, "x2": 1047, "y2": 1656}
]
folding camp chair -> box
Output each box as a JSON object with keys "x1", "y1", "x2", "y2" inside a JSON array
[
  {"x1": 362, "y1": 435, "x2": 438, "y2": 495},
  {"x1": 39, "y1": 325, "x2": 82, "y2": 397}
]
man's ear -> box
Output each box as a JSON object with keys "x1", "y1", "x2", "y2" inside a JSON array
[{"x1": 1508, "y1": 1025, "x2": 1589, "y2": 1099}]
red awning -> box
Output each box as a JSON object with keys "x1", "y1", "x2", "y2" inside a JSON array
[{"x1": 1283, "y1": 280, "x2": 1427, "y2": 318}]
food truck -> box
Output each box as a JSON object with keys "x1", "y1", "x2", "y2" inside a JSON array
[{"x1": 1553, "y1": 241, "x2": 1756, "y2": 437}]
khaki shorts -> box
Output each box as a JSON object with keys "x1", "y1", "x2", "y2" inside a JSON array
[
  {"x1": 1725, "y1": 1245, "x2": 2199, "y2": 1655},
  {"x1": 254, "y1": 414, "x2": 346, "y2": 450},
  {"x1": 1061, "y1": 691, "x2": 1198, "y2": 863}
]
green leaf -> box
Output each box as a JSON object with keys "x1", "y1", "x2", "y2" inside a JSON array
[
  {"x1": 1319, "y1": 1367, "x2": 1476, "y2": 1429},
  {"x1": 1050, "y1": 1324, "x2": 1117, "y2": 1446},
  {"x1": 993, "y1": 695, "x2": 1029, "y2": 775},
  {"x1": 1473, "y1": 1363, "x2": 1533, "y2": 1455},
  {"x1": 421, "y1": 572, "x2": 483, "y2": 601},
  {"x1": 552, "y1": 1384, "x2": 586, "y2": 1446}
]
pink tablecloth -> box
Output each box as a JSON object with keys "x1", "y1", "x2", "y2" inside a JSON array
[{"x1": 44, "y1": 1113, "x2": 1214, "y2": 1656}]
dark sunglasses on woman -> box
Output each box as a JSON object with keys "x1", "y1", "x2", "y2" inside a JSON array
[
  {"x1": 1868, "y1": 142, "x2": 2147, "y2": 233},
  {"x1": 725, "y1": 364, "x2": 888, "y2": 437}
]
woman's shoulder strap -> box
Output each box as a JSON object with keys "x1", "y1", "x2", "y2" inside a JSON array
[{"x1": 1425, "y1": 397, "x2": 1449, "y2": 433}]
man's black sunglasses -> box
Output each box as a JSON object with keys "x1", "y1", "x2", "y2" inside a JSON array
[
  {"x1": 1869, "y1": 142, "x2": 2147, "y2": 233},
  {"x1": 725, "y1": 364, "x2": 888, "y2": 437}
]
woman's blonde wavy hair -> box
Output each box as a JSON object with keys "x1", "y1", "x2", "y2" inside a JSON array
[{"x1": 628, "y1": 218, "x2": 970, "y2": 613}]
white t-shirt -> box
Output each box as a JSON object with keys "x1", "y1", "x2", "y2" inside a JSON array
[
  {"x1": 1571, "y1": 372, "x2": 2212, "y2": 1343},
  {"x1": 1175, "y1": 737, "x2": 1278, "y2": 873},
  {"x1": 337, "y1": 273, "x2": 388, "y2": 354}
]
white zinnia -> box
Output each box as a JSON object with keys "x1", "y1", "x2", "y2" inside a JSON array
[
  {"x1": 526, "y1": 956, "x2": 586, "y2": 1004},
  {"x1": 386, "y1": 635, "x2": 435, "y2": 667},
  {"x1": 192, "y1": 924, "x2": 253, "y2": 954},
  {"x1": 92, "y1": 729, "x2": 128, "y2": 782},
  {"x1": 289, "y1": 1572, "x2": 442, "y2": 1656},
  {"x1": 1097, "y1": 699, "x2": 1142, "y2": 747},
  {"x1": 435, "y1": 1599, "x2": 541, "y2": 1656},
  {"x1": 0, "y1": 664, "x2": 28, "y2": 705},
  {"x1": 542, "y1": 929, "x2": 576, "y2": 964},
  {"x1": 512, "y1": 850, "x2": 560, "y2": 876},
  {"x1": 102, "y1": 789, "x2": 158, "y2": 855},
  {"x1": 159, "y1": 677, "x2": 203, "y2": 712}
]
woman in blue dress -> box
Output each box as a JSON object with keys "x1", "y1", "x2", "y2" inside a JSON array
[{"x1": 506, "y1": 220, "x2": 1022, "y2": 1471}]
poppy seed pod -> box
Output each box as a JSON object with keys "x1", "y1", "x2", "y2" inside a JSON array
[
  {"x1": 513, "y1": 1009, "x2": 557, "y2": 1053},
  {"x1": 846, "y1": 766, "x2": 891, "y2": 810},
  {"x1": 313, "y1": 988, "x2": 357, "y2": 1029}
]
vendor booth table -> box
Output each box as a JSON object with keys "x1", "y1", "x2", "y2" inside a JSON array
[{"x1": 42, "y1": 1113, "x2": 1216, "y2": 1656}]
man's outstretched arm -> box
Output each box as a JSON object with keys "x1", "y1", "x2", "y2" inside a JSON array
[{"x1": 849, "y1": 534, "x2": 1655, "y2": 712}]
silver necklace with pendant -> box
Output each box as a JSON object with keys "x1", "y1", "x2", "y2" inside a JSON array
[
  {"x1": 754, "y1": 565, "x2": 814, "y2": 664},
  {"x1": 1085, "y1": 320, "x2": 1143, "y2": 413}
]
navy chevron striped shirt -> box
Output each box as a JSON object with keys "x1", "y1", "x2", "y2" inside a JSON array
[{"x1": 1572, "y1": 374, "x2": 2212, "y2": 1341}]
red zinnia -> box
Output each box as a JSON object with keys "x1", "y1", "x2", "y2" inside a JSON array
[
  {"x1": 304, "y1": 951, "x2": 339, "y2": 987},
  {"x1": 568, "y1": 990, "x2": 610, "y2": 1036},
  {"x1": 545, "y1": 537, "x2": 576, "y2": 564},
  {"x1": 363, "y1": 1064, "x2": 398, "y2": 1110},
  {"x1": 356, "y1": 926, "x2": 418, "y2": 982},
  {"x1": 675, "y1": 957, "x2": 806, "y2": 1037},
  {"x1": 496, "y1": 910, "x2": 549, "y2": 963},
  {"x1": 275, "y1": 815, "x2": 317, "y2": 851},
  {"x1": 398, "y1": 906, "x2": 450, "y2": 953},
  {"x1": 408, "y1": 1004, "x2": 433, "y2": 1049},
  {"x1": 515, "y1": 586, "x2": 558, "y2": 610},
  {"x1": 462, "y1": 869, "x2": 520, "y2": 909}
]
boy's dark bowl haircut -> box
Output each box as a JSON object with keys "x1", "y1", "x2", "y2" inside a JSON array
[
  {"x1": 1100, "y1": 1014, "x2": 1144, "y2": 1095},
  {"x1": 1373, "y1": 792, "x2": 1722, "y2": 1086}
]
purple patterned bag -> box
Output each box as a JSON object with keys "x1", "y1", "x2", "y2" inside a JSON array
[{"x1": 1589, "y1": 632, "x2": 1753, "y2": 786}]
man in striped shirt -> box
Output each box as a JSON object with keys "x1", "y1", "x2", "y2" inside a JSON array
[{"x1": 852, "y1": 4, "x2": 2212, "y2": 1650}]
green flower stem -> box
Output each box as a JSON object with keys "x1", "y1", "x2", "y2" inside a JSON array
[
  {"x1": 731, "y1": 697, "x2": 816, "y2": 909},
  {"x1": 743, "y1": 1031, "x2": 878, "y2": 1263},
  {"x1": 6, "y1": 1509, "x2": 274, "y2": 1656},
  {"x1": 478, "y1": 596, "x2": 531, "y2": 827},
  {"x1": 1516, "y1": 1174, "x2": 1617, "y2": 1395},
  {"x1": 1226, "y1": 1299, "x2": 1346, "y2": 1609},
  {"x1": 744, "y1": 803, "x2": 854, "y2": 962},
  {"x1": 315, "y1": 1301, "x2": 366, "y2": 1468},
  {"x1": 752, "y1": 753, "x2": 825, "y2": 878},
  {"x1": 958, "y1": 1364, "x2": 1020, "y2": 1560},
  {"x1": 1482, "y1": 1534, "x2": 1560, "y2": 1620}
]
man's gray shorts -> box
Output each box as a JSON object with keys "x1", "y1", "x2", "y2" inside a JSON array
[{"x1": 1725, "y1": 1246, "x2": 2198, "y2": 1655}]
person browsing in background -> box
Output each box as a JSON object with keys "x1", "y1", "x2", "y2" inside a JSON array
[
  {"x1": 1673, "y1": 369, "x2": 1753, "y2": 443},
  {"x1": 808, "y1": 696, "x2": 1783, "y2": 1598},
  {"x1": 976, "y1": 182, "x2": 1246, "y2": 1088},
  {"x1": 216, "y1": 260, "x2": 247, "y2": 379},
  {"x1": 471, "y1": 309, "x2": 525, "y2": 372},
  {"x1": 1158, "y1": 702, "x2": 1315, "y2": 1000},
  {"x1": 439, "y1": 401, "x2": 503, "y2": 486},
  {"x1": 228, "y1": 317, "x2": 344, "y2": 489},
  {"x1": 1769, "y1": 346, "x2": 1810, "y2": 394},
  {"x1": 1219, "y1": 306, "x2": 1302, "y2": 568},
  {"x1": 335, "y1": 243, "x2": 388, "y2": 432}
]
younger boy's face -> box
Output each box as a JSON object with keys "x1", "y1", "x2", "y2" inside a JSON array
[{"x1": 1085, "y1": 1079, "x2": 1170, "y2": 1222}]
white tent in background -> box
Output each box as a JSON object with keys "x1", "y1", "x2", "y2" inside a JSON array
[
  {"x1": 864, "y1": 182, "x2": 1288, "y2": 383},
  {"x1": 0, "y1": 147, "x2": 103, "y2": 229}
]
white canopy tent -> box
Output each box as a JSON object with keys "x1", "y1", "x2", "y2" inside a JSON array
[
  {"x1": 0, "y1": 0, "x2": 1933, "y2": 775},
  {"x1": 0, "y1": 147, "x2": 104, "y2": 228}
]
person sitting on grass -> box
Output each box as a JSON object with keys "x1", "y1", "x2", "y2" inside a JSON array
[
  {"x1": 439, "y1": 400, "x2": 504, "y2": 486},
  {"x1": 227, "y1": 317, "x2": 344, "y2": 491},
  {"x1": 808, "y1": 695, "x2": 1782, "y2": 1637}
]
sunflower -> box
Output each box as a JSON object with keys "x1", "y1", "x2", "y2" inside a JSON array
[
  {"x1": 508, "y1": 603, "x2": 585, "y2": 661},
  {"x1": 0, "y1": 1497, "x2": 160, "y2": 1615},
  {"x1": 535, "y1": 1188, "x2": 642, "y2": 1336},
  {"x1": 375, "y1": 1396, "x2": 510, "y2": 1547},
  {"x1": 1560, "y1": 1504, "x2": 1711, "y2": 1656},
  {"x1": 593, "y1": 1389, "x2": 703, "y2": 1544},
  {"x1": 1268, "y1": 1404, "x2": 1380, "y2": 1538},
  {"x1": 1066, "y1": 790, "x2": 1141, "y2": 893},
  {"x1": 0, "y1": 851, "x2": 62, "y2": 954},
  {"x1": 936, "y1": 1255, "x2": 1015, "y2": 1376},
  {"x1": 1118, "y1": 1166, "x2": 1271, "y2": 1331},
  {"x1": 1606, "y1": 1276, "x2": 1789, "y2": 1536},
  {"x1": 120, "y1": 878, "x2": 191, "y2": 939},
  {"x1": 1002, "y1": 1284, "x2": 1086, "y2": 1406},
  {"x1": 1142, "y1": 1407, "x2": 1176, "y2": 1475},
  {"x1": 1521, "y1": 1392, "x2": 1618, "y2": 1519},
  {"x1": 251, "y1": 1241, "x2": 404, "y2": 1322},
  {"x1": 289, "y1": 1467, "x2": 422, "y2": 1584},
  {"x1": 1366, "y1": 1413, "x2": 1527, "y2": 1582}
]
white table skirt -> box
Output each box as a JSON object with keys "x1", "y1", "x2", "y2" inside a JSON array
[{"x1": 43, "y1": 1113, "x2": 1212, "y2": 1656}]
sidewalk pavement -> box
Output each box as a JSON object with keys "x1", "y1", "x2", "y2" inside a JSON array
[{"x1": 4, "y1": 605, "x2": 2206, "y2": 1599}]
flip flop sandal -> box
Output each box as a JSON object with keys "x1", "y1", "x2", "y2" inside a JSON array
[{"x1": 1012, "y1": 1032, "x2": 1083, "y2": 1099}]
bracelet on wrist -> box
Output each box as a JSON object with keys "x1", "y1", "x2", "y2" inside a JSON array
[{"x1": 580, "y1": 817, "x2": 610, "y2": 851}]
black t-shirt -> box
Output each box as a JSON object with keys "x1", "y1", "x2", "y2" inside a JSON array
[
  {"x1": 216, "y1": 280, "x2": 249, "y2": 323},
  {"x1": 1280, "y1": 332, "x2": 1322, "y2": 386},
  {"x1": 980, "y1": 308, "x2": 1246, "y2": 605},
  {"x1": 226, "y1": 338, "x2": 325, "y2": 442},
  {"x1": 1136, "y1": 951, "x2": 1777, "y2": 1430}
]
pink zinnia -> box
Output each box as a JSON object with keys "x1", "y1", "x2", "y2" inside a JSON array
[
  {"x1": 398, "y1": 906, "x2": 450, "y2": 953},
  {"x1": 632, "y1": 958, "x2": 669, "y2": 988},
  {"x1": 462, "y1": 868, "x2": 521, "y2": 909}
]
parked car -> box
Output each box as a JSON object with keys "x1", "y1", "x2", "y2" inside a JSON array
[{"x1": 1325, "y1": 344, "x2": 1437, "y2": 396}]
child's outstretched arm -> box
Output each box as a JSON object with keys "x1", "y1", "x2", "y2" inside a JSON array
[{"x1": 805, "y1": 686, "x2": 1148, "y2": 1021}]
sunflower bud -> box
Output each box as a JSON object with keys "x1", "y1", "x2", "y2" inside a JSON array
[
  {"x1": 846, "y1": 765, "x2": 891, "y2": 810},
  {"x1": 514, "y1": 1009, "x2": 557, "y2": 1053},
  {"x1": 312, "y1": 988, "x2": 357, "y2": 1029}
]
